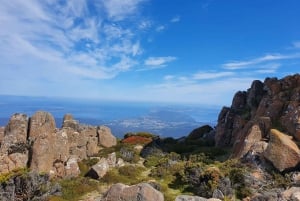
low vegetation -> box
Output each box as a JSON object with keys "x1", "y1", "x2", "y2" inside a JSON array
[
  {"x1": 42, "y1": 130, "x2": 290, "y2": 201},
  {"x1": 0, "y1": 168, "x2": 29, "y2": 184},
  {"x1": 102, "y1": 165, "x2": 146, "y2": 185},
  {"x1": 49, "y1": 177, "x2": 99, "y2": 201}
]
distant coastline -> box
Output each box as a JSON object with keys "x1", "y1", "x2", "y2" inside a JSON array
[{"x1": 0, "y1": 95, "x2": 220, "y2": 138}]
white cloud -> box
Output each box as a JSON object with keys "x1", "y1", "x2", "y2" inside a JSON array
[
  {"x1": 170, "y1": 16, "x2": 180, "y2": 23},
  {"x1": 223, "y1": 53, "x2": 300, "y2": 69},
  {"x1": 0, "y1": 0, "x2": 148, "y2": 83},
  {"x1": 164, "y1": 75, "x2": 175, "y2": 80},
  {"x1": 101, "y1": 0, "x2": 145, "y2": 21},
  {"x1": 293, "y1": 41, "x2": 300, "y2": 49},
  {"x1": 144, "y1": 56, "x2": 177, "y2": 66},
  {"x1": 138, "y1": 20, "x2": 152, "y2": 30},
  {"x1": 255, "y1": 63, "x2": 281, "y2": 74},
  {"x1": 156, "y1": 25, "x2": 165, "y2": 32},
  {"x1": 193, "y1": 71, "x2": 234, "y2": 80}
]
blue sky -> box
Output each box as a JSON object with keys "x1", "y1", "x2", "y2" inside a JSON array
[{"x1": 0, "y1": 0, "x2": 300, "y2": 106}]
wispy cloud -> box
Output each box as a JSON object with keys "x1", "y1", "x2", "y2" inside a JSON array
[
  {"x1": 223, "y1": 53, "x2": 300, "y2": 69},
  {"x1": 293, "y1": 41, "x2": 300, "y2": 49},
  {"x1": 144, "y1": 56, "x2": 177, "y2": 66},
  {"x1": 0, "y1": 0, "x2": 148, "y2": 82},
  {"x1": 138, "y1": 20, "x2": 152, "y2": 30},
  {"x1": 101, "y1": 0, "x2": 145, "y2": 21},
  {"x1": 156, "y1": 25, "x2": 165, "y2": 32},
  {"x1": 202, "y1": 0, "x2": 214, "y2": 9},
  {"x1": 255, "y1": 63, "x2": 281, "y2": 74},
  {"x1": 164, "y1": 75, "x2": 175, "y2": 80},
  {"x1": 193, "y1": 71, "x2": 235, "y2": 80},
  {"x1": 170, "y1": 16, "x2": 180, "y2": 23}
]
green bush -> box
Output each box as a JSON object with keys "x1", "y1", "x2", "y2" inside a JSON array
[
  {"x1": 102, "y1": 166, "x2": 146, "y2": 185},
  {"x1": 119, "y1": 165, "x2": 146, "y2": 177},
  {"x1": 0, "y1": 168, "x2": 29, "y2": 184},
  {"x1": 144, "y1": 155, "x2": 162, "y2": 167},
  {"x1": 102, "y1": 169, "x2": 130, "y2": 184},
  {"x1": 59, "y1": 177, "x2": 98, "y2": 200}
]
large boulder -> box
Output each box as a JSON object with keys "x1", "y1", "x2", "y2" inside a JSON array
[
  {"x1": 263, "y1": 129, "x2": 300, "y2": 172},
  {"x1": 97, "y1": 126, "x2": 117, "y2": 148},
  {"x1": 86, "y1": 158, "x2": 110, "y2": 179},
  {"x1": 232, "y1": 123, "x2": 262, "y2": 158},
  {"x1": 103, "y1": 183, "x2": 164, "y2": 201},
  {"x1": 231, "y1": 117, "x2": 271, "y2": 158}
]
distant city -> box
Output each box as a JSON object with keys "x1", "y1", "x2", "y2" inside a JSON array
[{"x1": 0, "y1": 95, "x2": 220, "y2": 138}]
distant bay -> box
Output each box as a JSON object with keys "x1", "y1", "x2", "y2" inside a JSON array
[{"x1": 0, "y1": 95, "x2": 221, "y2": 138}]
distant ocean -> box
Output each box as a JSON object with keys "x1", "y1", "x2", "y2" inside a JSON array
[{"x1": 0, "y1": 95, "x2": 221, "y2": 138}]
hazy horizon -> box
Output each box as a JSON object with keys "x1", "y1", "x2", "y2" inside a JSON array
[{"x1": 0, "y1": 95, "x2": 220, "y2": 138}]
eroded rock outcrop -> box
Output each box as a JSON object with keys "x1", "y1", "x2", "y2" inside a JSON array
[
  {"x1": 0, "y1": 114, "x2": 29, "y2": 174},
  {"x1": 0, "y1": 111, "x2": 116, "y2": 178},
  {"x1": 103, "y1": 183, "x2": 164, "y2": 201},
  {"x1": 215, "y1": 74, "x2": 300, "y2": 161},
  {"x1": 62, "y1": 117, "x2": 101, "y2": 161},
  {"x1": 30, "y1": 111, "x2": 69, "y2": 177}
]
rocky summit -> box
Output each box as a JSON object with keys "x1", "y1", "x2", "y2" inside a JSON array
[
  {"x1": 215, "y1": 74, "x2": 300, "y2": 168},
  {"x1": 1, "y1": 74, "x2": 300, "y2": 201},
  {"x1": 0, "y1": 111, "x2": 117, "y2": 177}
]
